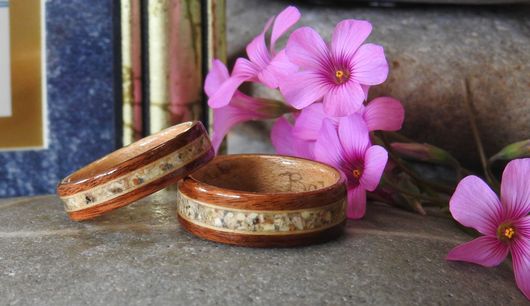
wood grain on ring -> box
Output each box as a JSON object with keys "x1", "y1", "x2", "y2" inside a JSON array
[
  {"x1": 178, "y1": 154, "x2": 346, "y2": 210},
  {"x1": 57, "y1": 121, "x2": 213, "y2": 221},
  {"x1": 57, "y1": 122, "x2": 206, "y2": 196},
  {"x1": 176, "y1": 154, "x2": 347, "y2": 247},
  {"x1": 179, "y1": 216, "x2": 345, "y2": 248},
  {"x1": 68, "y1": 148, "x2": 214, "y2": 221}
]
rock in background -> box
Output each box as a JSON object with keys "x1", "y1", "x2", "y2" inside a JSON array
[{"x1": 226, "y1": 0, "x2": 530, "y2": 167}]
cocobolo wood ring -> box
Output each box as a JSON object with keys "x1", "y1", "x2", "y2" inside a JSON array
[
  {"x1": 177, "y1": 154, "x2": 347, "y2": 247},
  {"x1": 57, "y1": 121, "x2": 213, "y2": 221}
]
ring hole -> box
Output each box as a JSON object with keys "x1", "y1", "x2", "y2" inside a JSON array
[
  {"x1": 191, "y1": 155, "x2": 341, "y2": 194},
  {"x1": 64, "y1": 122, "x2": 194, "y2": 184}
]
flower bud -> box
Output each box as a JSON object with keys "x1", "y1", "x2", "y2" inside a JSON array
[
  {"x1": 391, "y1": 142, "x2": 458, "y2": 166},
  {"x1": 489, "y1": 139, "x2": 530, "y2": 162}
]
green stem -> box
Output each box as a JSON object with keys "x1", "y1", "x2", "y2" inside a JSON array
[
  {"x1": 384, "y1": 131, "x2": 416, "y2": 143},
  {"x1": 379, "y1": 133, "x2": 455, "y2": 194},
  {"x1": 383, "y1": 132, "x2": 473, "y2": 179},
  {"x1": 463, "y1": 79, "x2": 499, "y2": 190},
  {"x1": 382, "y1": 177, "x2": 448, "y2": 207}
]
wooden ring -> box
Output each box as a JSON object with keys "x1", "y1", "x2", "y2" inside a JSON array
[
  {"x1": 177, "y1": 154, "x2": 347, "y2": 247},
  {"x1": 57, "y1": 121, "x2": 214, "y2": 221}
]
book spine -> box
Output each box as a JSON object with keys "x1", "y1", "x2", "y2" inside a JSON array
[
  {"x1": 168, "y1": 0, "x2": 202, "y2": 126},
  {"x1": 147, "y1": 0, "x2": 171, "y2": 134},
  {"x1": 131, "y1": 0, "x2": 143, "y2": 141},
  {"x1": 141, "y1": 0, "x2": 225, "y2": 136},
  {"x1": 120, "y1": 0, "x2": 134, "y2": 145},
  {"x1": 207, "y1": 0, "x2": 226, "y2": 126},
  {"x1": 205, "y1": 0, "x2": 226, "y2": 150}
]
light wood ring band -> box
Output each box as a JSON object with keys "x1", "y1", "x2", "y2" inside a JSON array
[
  {"x1": 177, "y1": 154, "x2": 347, "y2": 247},
  {"x1": 57, "y1": 121, "x2": 213, "y2": 221}
]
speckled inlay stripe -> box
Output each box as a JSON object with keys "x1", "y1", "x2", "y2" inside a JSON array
[
  {"x1": 61, "y1": 135, "x2": 211, "y2": 212},
  {"x1": 177, "y1": 191, "x2": 346, "y2": 235}
]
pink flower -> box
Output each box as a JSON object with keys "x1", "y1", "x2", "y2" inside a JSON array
[
  {"x1": 280, "y1": 20, "x2": 388, "y2": 117},
  {"x1": 205, "y1": 60, "x2": 291, "y2": 153},
  {"x1": 271, "y1": 116, "x2": 315, "y2": 160},
  {"x1": 314, "y1": 114, "x2": 388, "y2": 219},
  {"x1": 292, "y1": 97, "x2": 404, "y2": 141},
  {"x1": 446, "y1": 158, "x2": 530, "y2": 300},
  {"x1": 208, "y1": 6, "x2": 300, "y2": 108}
]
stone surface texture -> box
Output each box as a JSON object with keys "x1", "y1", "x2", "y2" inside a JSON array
[
  {"x1": 0, "y1": 191, "x2": 527, "y2": 305},
  {"x1": 225, "y1": 0, "x2": 530, "y2": 167},
  {"x1": 0, "y1": 0, "x2": 117, "y2": 197}
]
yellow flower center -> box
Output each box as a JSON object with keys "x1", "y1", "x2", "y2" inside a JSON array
[
  {"x1": 497, "y1": 223, "x2": 516, "y2": 242},
  {"x1": 504, "y1": 227, "x2": 515, "y2": 239},
  {"x1": 335, "y1": 70, "x2": 349, "y2": 84}
]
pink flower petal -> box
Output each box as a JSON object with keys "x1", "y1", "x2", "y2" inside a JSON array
[
  {"x1": 511, "y1": 215, "x2": 530, "y2": 299},
  {"x1": 362, "y1": 97, "x2": 405, "y2": 131},
  {"x1": 285, "y1": 26, "x2": 330, "y2": 70},
  {"x1": 271, "y1": 117, "x2": 314, "y2": 159},
  {"x1": 208, "y1": 58, "x2": 257, "y2": 108},
  {"x1": 500, "y1": 158, "x2": 530, "y2": 220},
  {"x1": 292, "y1": 103, "x2": 338, "y2": 141},
  {"x1": 258, "y1": 67, "x2": 280, "y2": 89},
  {"x1": 360, "y1": 145, "x2": 388, "y2": 191},
  {"x1": 204, "y1": 59, "x2": 229, "y2": 97},
  {"x1": 280, "y1": 70, "x2": 329, "y2": 110},
  {"x1": 322, "y1": 81, "x2": 365, "y2": 117},
  {"x1": 210, "y1": 93, "x2": 262, "y2": 153},
  {"x1": 297, "y1": 140, "x2": 316, "y2": 160},
  {"x1": 511, "y1": 234, "x2": 530, "y2": 300},
  {"x1": 259, "y1": 50, "x2": 298, "y2": 89},
  {"x1": 331, "y1": 19, "x2": 372, "y2": 61},
  {"x1": 351, "y1": 43, "x2": 389, "y2": 85},
  {"x1": 446, "y1": 236, "x2": 509, "y2": 267},
  {"x1": 449, "y1": 176, "x2": 503, "y2": 236},
  {"x1": 231, "y1": 57, "x2": 261, "y2": 79},
  {"x1": 271, "y1": 116, "x2": 295, "y2": 156},
  {"x1": 314, "y1": 119, "x2": 348, "y2": 171},
  {"x1": 246, "y1": 32, "x2": 271, "y2": 70},
  {"x1": 514, "y1": 215, "x2": 530, "y2": 237},
  {"x1": 207, "y1": 76, "x2": 245, "y2": 108},
  {"x1": 270, "y1": 6, "x2": 301, "y2": 52},
  {"x1": 337, "y1": 114, "x2": 370, "y2": 162},
  {"x1": 361, "y1": 84, "x2": 370, "y2": 100},
  {"x1": 347, "y1": 186, "x2": 367, "y2": 219}
]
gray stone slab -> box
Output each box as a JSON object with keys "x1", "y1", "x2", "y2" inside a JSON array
[
  {"x1": 225, "y1": 0, "x2": 530, "y2": 167},
  {"x1": 0, "y1": 191, "x2": 526, "y2": 305}
]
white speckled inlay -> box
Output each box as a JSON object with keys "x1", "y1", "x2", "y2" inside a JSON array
[
  {"x1": 61, "y1": 135, "x2": 211, "y2": 212},
  {"x1": 177, "y1": 191, "x2": 346, "y2": 235}
]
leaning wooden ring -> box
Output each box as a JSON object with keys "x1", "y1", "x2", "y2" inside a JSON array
[
  {"x1": 57, "y1": 121, "x2": 214, "y2": 221},
  {"x1": 177, "y1": 154, "x2": 347, "y2": 247}
]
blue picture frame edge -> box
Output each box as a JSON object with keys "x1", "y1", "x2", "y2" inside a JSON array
[{"x1": 0, "y1": 0, "x2": 119, "y2": 197}]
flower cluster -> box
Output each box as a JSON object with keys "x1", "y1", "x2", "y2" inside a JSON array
[
  {"x1": 206, "y1": 6, "x2": 404, "y2": 219},
  {"x1": 204, "y1": 5, "x2": 529, "y2": 299}
]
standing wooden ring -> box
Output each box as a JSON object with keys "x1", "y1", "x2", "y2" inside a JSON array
[
  {"x1": 57, "y1": 121, "x2": 214, "y2": 221},
  {"x1": 177, "y1": 154, "x2": 347, "y2": 247}
]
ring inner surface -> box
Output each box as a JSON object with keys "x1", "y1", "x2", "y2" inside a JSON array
[
  {"x1": 65, "y1": 122, "x2": 194, "y2": 184},
  {"x1": 191, "y1": 155, "x2": 340, "y2": 194}
]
